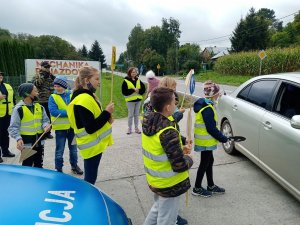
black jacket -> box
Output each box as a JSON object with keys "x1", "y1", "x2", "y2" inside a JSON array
[
  {"x1": 121, "y1": 77, "x2": 145, "y2": 102},
  {"x1": 71, "y1": 89, "x2": 111, "y2": 134}
]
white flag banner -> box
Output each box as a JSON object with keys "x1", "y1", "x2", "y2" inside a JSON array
[{"x1": 184, "y1": 69, "x2": 194, "y2": 87}]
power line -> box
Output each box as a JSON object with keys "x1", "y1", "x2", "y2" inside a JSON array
[{"x1": 180, "y1": 10, "x2": 299, "y2": 45}]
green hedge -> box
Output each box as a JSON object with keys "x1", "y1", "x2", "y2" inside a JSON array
[
  {"x1": 214, "y1": 47, "x2": 300, "y2": 76},
  {"x1": 0, "y1": 40, "x2": 34, "y2": 76}
]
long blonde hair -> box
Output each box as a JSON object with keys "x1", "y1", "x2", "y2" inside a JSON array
[
  {"x1": 159, "y1": 76, "x2": 177, "y2": 91},
  {"x1": 74, "y1": 66, "x2": 98, "y2": 91}
]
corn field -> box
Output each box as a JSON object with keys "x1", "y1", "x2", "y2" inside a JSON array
[{"x1": 214, "y1": 47, "x2": 300, "y2": 76}]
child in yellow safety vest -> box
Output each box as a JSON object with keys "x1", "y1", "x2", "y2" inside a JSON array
[
  {"x1": 142, "y1": 87, "x2": 193, "y2": 225},
  {"x1": 192, "y1": 80, "x2": 229, "y2": 197},
  {"x1": 8, "y1": 83, "x2": 51, "y2": 167},
  {"x1": 48, "y1": 76, "x2": 83, "y2": 175}
]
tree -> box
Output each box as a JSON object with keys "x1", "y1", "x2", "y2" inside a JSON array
[
  {"x1": 126, "y1": 24, "x2": 145, "y2": 64},
  {"x1": 270, "y1": 31, "x2": 291, "y2": 47},
  {"x1": 141, "y1": 49, "x2": 165, "y2": 75},
  {"x1": 178, "y1": 43, "x2": 201, "y2": 71},
  {"x1": 125, "y1": 17, "x2": 182, "y2": 73},
  {"x1": 269, "y1": 11, "x2": 300, "y2": 47},
  {"x1": 230, "y1": 7, "x2": 270, "y2": 52},
  {"x1": 0, "y1": 28, "x2": 11, "y2": 41},
  {"x1": 144, "y1": 26, "x2": 163, "y2": 55},
  {"x1": 80, "y1": 44, "x2": 88, "y2": 58},
  {"x1": 161, "y1": 17, "x2": 181, "y2": 58},
  {"x1": 26, "y1": 35, "x2": 81, "y2": 59},
  {"x1": 88, "y1": 40, "x2": 106, "y2": 69}
]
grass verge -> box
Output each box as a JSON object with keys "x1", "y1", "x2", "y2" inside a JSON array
[
  {"x1": 193, "y1": 71, "x2": 253, "y2": 86},
  {"x1": 97, "y1": 72, "x2": 128, "y2": 119}
]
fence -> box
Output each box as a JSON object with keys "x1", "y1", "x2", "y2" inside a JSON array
[{"x1": 4, "y1": 75, "x2": 27, "y2": 93}]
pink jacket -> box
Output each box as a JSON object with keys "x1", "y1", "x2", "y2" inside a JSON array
[{"x1": 147, "y1": 77, "x2": 160, "y2": 96}]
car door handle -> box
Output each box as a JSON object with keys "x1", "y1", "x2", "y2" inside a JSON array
[
  {"x1": 232, "y1": 105, "x2": 238, "y2": 111},
  {"x1": 262, "y1": 121, "x2": 272, "y2": 129}
]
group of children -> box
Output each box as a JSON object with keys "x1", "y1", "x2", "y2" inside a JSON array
[
  {"x1": 7, "y1": 66, "x2": 229, "y2": 225},
  {"x1": 8, "y1": 76, "x2": 83, "y2": 173},
  {"x1": 139, "y1": 71, "x2": 229, "y2": 225}
]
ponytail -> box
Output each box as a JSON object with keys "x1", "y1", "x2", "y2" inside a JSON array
[{"x1": 73, "y1": 66, "x2": 98, "y2": 91}]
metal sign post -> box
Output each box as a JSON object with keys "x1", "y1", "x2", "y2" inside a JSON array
[{"x1": 156, "y1": 64, "x2": 160, "y2": 76}]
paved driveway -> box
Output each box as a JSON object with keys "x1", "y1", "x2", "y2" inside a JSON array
[{"x1": 3, "y1": 74, "x2": 300, "y2": 224}]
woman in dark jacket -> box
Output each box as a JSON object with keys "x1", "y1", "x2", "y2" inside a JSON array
[{"x1": 122, "y1": 67, "x2": 145, "y2": 134}]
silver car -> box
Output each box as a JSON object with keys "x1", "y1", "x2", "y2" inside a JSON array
[{"x1": 217, "y1": 72, "x2": 300, "y2": 201}]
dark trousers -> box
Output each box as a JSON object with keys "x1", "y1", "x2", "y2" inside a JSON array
[
  {"x1": 84, "y1": 153, "x2": 102, "y2": 185},
  {"x1": 195, "y1": 151, "x2": 215, "y2": 188},
  {"x1": 40, "y1": 102, "x2": 51, "y2": 135},
  {"x1": 0, "y1": 115, "x2": 11, "y2": 155},
  {"x1": 22, "y1": 145, "x2": 44, "y2": 168}
]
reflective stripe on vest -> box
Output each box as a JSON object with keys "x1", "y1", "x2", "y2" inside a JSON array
[
  {"x1": 51, "y1": 93, "x2": 71, "y2": 130},
  {"x1": 142, "y1": 126, "x2": 189, "y2": 189},
  {"x1": 77, "y1": 127, "x2": 112, "y2": 150},
  {"x1": 20, "y1": 103, "x2": 43, "y2": 135},
  {"x1": 194, "y1": 104, "x2": 218, "y2": 148},
  {"x1": 67, "y1": 93, "x2": 114, "y2": 159},
  {"x1": 124, "y1": 79, "x2": 143, "y2": 102},
  {"x1": 0, "y1": 83, "x2": 14, "y2": 117}
]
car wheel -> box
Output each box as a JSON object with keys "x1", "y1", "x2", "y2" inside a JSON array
[{"x1": 221, "y1": 119, "x2": 237, "y2": 155}]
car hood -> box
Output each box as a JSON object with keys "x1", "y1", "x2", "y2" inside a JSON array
[{"x1": 0, "y1": 164, "x2": 129, "y2": 225}]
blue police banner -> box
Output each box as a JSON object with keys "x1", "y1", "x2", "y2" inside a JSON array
[{"x1": 189, "y1": 72, "x2": 195, "y2": 95}]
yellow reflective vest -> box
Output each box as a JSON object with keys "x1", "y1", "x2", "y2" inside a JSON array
[
  {"x1": 67, "y1": 93, "x2": 113, "y2": 159},
  {"x1": 50, "y1": 93, "x2": 71, "y2": 130},
  {"x1": 0, "y1": 83, "x2": 14, "y2": 117},
  {"x1": 123, "y1": 79, "x2": 143, "y2": 102},
  {"x1": 142, "y1": 126, "x2": 189, "y2": 189},
  {"x1": 194, "y1": 104, "x2": 218, "y2": 148},
  {"x1": 20, "y1": 103, "x2": 43, "y2": 136}
]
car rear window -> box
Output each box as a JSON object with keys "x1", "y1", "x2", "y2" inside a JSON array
[{"x1": 237, "y1": 80, "x2": 277, "y2": 109}]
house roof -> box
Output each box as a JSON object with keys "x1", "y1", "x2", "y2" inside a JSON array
[
  {"x1": 211, "y1": 49, "x2": 230, "y2": 59},
  {"x1": 203, "y1": 46, "x2": 229, "y2": 55}
]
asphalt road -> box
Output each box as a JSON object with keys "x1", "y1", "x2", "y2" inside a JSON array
[{"x1": 3, "y1": 72, "x2": 300, "y2": 225}]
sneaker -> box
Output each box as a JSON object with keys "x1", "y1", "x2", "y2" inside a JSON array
[
  {"x1": 56, "y1": 169, "x2": 63, "y2": 173},
  {"x1": 191, "y1": 187, "x2": 212, "y2": 197},
  {"x1": 135, "y1": 128, "x2": 141, "y2": 134},
  {"x1": 126, "y1": 128, "x2": 132, "y2": 135},
  {"x1": 176, "y1": 215, "x2": 188, "y2": 225},
  {"x1": 207, "y1": 185, "x2": 225, "y2": 194},
  {"x1": 71, "y1": 165, "x2": 83, "y2": 175}
]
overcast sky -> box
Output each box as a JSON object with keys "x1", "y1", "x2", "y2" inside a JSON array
[{"x1": 1, "y1": 0, "x2": 299, "y2": 63}]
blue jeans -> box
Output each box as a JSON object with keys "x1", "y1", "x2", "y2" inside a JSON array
[{"x1": 55, "y1": 129, "x2": 78, "y2": 170}]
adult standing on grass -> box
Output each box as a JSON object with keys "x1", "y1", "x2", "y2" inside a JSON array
[
  {"x1": 122, "y1": 67, "x2": 146, "y2": 134},
  {"x1": 0, "y1": 71, "x2": 16, "y2": 163},
  {"x1": 48, "y1": 76, "x2": 83, "y2": 175},
  {"x1": 67, "y1": 66, "x2": 114, "y2": 184},
  {"x1": 32, "y1": 61, "x2": 55, "y2": 139}
]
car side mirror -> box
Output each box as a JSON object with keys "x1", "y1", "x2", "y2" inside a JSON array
[{"x1": 290, "y1": 115, "x2": 300, "y2": 129}]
